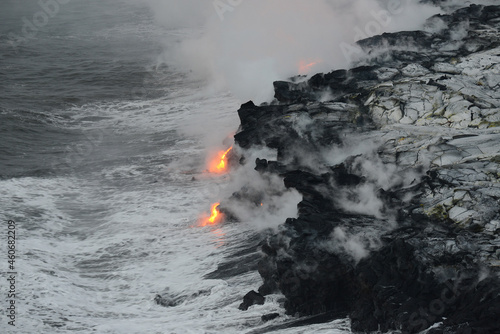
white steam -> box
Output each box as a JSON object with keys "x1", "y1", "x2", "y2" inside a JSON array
[
  {"x1": 338, "y1": 183, "x2": 387, "y2": 218},
  {"x1": 142, "y1": 0, "x2": 442, "y2": 103},
  {"x1": 332, "y1": 227, "x2": 369, "y2": 263},
  {"x1": 214, "y1": 146, "x2": 302, "y2": 230},
  {"x1": 318, "y1": 225, "x2": 385, "y2": 263}
]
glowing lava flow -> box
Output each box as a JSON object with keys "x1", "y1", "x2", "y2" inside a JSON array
[
  {"x1": 201, "y1": 202, "x2": 223, "y2": 226},
  {"x1": 298, "y1": 60, "x2": 321, "y2": 75},
  {"x1": 209, "y1": 146, "x2": 233, "y2": 173}
]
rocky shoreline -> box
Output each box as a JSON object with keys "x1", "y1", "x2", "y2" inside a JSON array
[{"x1": 229, "y1": 4, "x2": 500, "y2": 333}]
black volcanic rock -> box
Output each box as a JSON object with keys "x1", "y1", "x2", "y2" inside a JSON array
[
  {"x1": 233, "y1": 4, "x2": 500, "y2": 333},
  {"x1": 274, "y1": 81, "x2": 313, "y2": 104},
  {"x1": 357, "y1": 4, "x2": 500, "y2": 68},
  {"x1": 261, "y1": 313, "x2": 280, "y2": 322},
  {"x1": 239, "y1": 290, "x2": 265, "y2": 311}
]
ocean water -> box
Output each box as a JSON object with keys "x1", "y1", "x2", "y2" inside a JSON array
[{"x1": 0, "y1": 1, "x2": 353, "y2": 333}]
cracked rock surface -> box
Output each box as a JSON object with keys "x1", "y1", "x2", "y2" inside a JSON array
[{"x1": 232, "y1": 4, "x2": 500, "y2": 333}]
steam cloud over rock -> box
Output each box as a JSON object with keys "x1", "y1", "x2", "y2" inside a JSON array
[{"x1": 227, "y1": 4, "x2": 500, "y2": 333}]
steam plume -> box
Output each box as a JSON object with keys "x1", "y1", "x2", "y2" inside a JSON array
[{"x1": 142, "y1": 0, "x2": 442, "y2": 102}]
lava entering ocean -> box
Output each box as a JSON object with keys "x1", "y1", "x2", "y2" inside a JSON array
[
  {"x1": 200, "y1": 202, "x2": 224, "y2": 226},
  {"x1": 208, "y1": 146, "x2": 233, "y2": 174}
]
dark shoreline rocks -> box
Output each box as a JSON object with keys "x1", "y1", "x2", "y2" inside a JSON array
[
  {"x1": 232, "y1": 4, "x2": 500, "y2": 333},
  {"x1": 239, "y1": 290, "x2": 265, "y2": 311}
]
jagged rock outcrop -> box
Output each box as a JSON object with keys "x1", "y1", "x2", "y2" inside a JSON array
[
  {"x1": 234, "y1": 4, "x2": 500, "y2": 333},
  {"x1": 239, "y1": 290, "x2": 266, "y2": 311}
]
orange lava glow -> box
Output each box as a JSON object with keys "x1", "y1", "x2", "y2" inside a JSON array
[
  {"x1": 201, "y1": 202, "x2": 224, "y2": 227},
  {"x1": 298, "y1": 60, "x2": 321, "y2": 75},
  {"x1": 208, "y1": 146, "x2": 233, "y2": 173}
]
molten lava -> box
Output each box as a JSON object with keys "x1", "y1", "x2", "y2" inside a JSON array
[
  {"x1": 209, "y1": 146, "x2": 233, "y2": 173},
  {"x1": 201, "y1": 202, "x2": 223, "y2": 227},
  {"x1": 298, "y1": 60, "x2": 321, "y2": 75}
]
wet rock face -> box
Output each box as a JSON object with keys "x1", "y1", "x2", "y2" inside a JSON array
[
  {"x1": 234, "y1": 4, "x2": 500, "y2": 334},
  {"x1": 239, "y1": 290, "x2": 265, "y2": 311}
]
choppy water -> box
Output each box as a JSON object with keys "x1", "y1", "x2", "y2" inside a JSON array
[{"x1": 0, "y1": 1, "x2": 351, "y2": 333}]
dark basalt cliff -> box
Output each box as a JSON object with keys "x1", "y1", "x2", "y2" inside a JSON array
[{"x1": 232, "y1": 4, "x2": 500, "y2": 334}]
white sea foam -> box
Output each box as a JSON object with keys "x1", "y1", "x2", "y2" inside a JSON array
[
  {"x1": 0, "y1": 1, "x2": 421, "y2": 332},
  {"x1": 0, "y1": 72, "x2": 352, "y2": 333}
]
